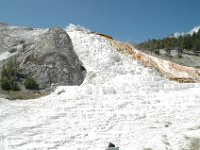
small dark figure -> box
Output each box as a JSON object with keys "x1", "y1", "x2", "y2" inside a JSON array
[{"x1": 108, "y1": 142, "x2": 115, "y2": 147}]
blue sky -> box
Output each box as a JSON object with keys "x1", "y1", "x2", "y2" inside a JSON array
[{"x1": 0, "y1": 0, "x2": 200, "y2": 43}]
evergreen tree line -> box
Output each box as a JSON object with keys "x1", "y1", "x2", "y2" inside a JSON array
[{"x1": 137, "y1": 29, "x2": 200, "y2": 57}]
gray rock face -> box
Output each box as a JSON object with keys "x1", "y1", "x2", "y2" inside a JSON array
[{"x1": 0, "y1": 24, "x2": 86, "y2": 89}]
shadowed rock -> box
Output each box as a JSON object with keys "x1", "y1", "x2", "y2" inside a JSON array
[
  {"x1": 0, "y1": 25, "x2": 86, "y2": 89},
  {"x1": 108, "y1": 142, "x2": 115, "y2": 147},
  {"x1": 106, "y1": 143, "x2": 119, "y2": 150}
]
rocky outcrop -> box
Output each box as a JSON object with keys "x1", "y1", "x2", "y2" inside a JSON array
[{"x1": 0, "y1": 24, "x2": 86, "y2": 89}]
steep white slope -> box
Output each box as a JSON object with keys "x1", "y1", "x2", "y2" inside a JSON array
[{"x1": 0, "y1": 25, "x2": 200, "y2": 150}]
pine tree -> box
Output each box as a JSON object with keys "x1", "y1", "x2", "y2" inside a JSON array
[{"x1": 0, "y1": 58, "x2": 20, "y2": 91}]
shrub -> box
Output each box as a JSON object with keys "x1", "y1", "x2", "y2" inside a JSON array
[
  {"x1": 0, "y1": 59, "x2": 20, "y2": 91},
  {"x1": 0, "y1": 77, "x2": 11, "y2": 91},
  {"x1": 24, "y1": 77, "x2": 39, "y2": 90}
]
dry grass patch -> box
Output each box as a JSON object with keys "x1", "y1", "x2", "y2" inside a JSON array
[
  {"x1": 188, "y1": 137, "x2": 200, "y2": 150},
  {"x1": 0, "y1": 89, "x2": 49, "y2": 100}
]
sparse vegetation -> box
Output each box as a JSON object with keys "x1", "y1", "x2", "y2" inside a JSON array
[{"x1": 0, "y1": 58, "x2": 40, "y2": 100}]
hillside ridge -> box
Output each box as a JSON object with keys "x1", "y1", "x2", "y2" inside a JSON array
[{"x1": 93, "y1": 33, "x2": 200, "y2": 83}]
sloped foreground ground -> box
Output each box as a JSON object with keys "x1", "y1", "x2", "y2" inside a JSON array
[{"x1": 1, "y1": 25, "x2": 200, "y2": 150}]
